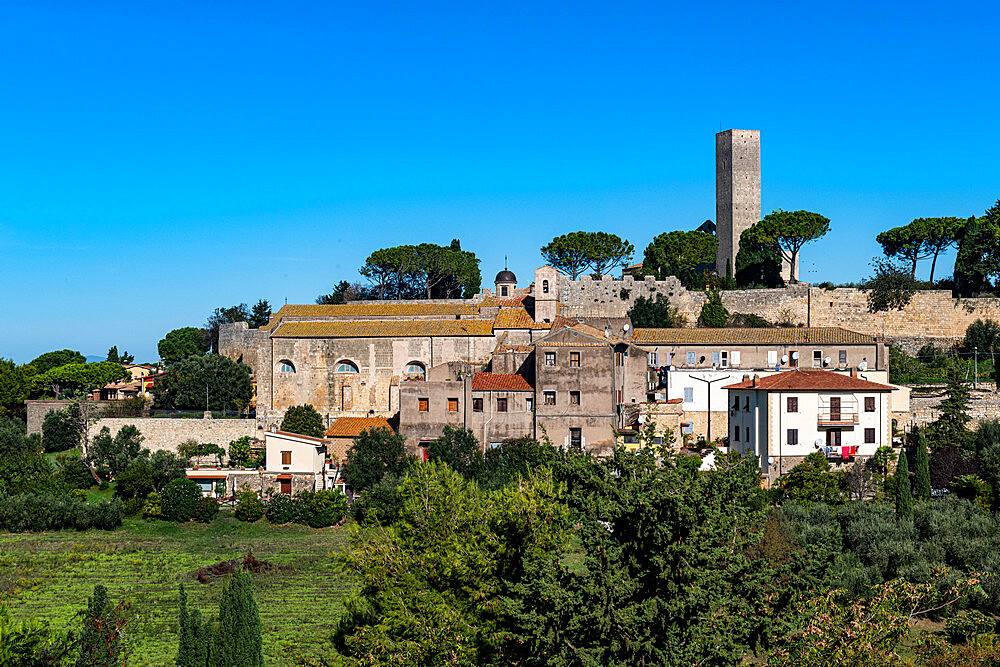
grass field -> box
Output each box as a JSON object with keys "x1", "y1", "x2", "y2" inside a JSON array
[{"x1": 0, "y1": 513, "x2": 352, "y2": 666}]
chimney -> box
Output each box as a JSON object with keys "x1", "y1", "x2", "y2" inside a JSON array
[{"x1": 752, "y1": 374, "x2": 758, "y2": 388}]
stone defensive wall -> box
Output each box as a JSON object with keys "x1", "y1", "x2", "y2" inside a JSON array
[
  {"x1": 557, "y1": 275, "x2": 1000, "y2": 347},
  {"x1": 909, "y1": 384, "x2": 1000, "y2": 428},
  {"x1": 89, "y1": 417, "x2": 258, "y2": 453}
]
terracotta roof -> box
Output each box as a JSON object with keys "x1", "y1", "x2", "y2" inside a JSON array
[
  {"x1": 271, "y1": 320, "x2": 496, "y2": 338},
  {"x1": 269, "y1": 303, "x2": 479, "y2": 320},
  {"x1": 632, "y1": 327, "x2": 877, "y2": 346},
  {"x1": 496, "y1": 344, "x2": 535, "y2": 353},
  {"x1": 479, "y1": 294, "x2": 528, "y2": 307},
  {"x1": 723, "y1": 369, "x2": 894, "y2": 392},
  {"x1": 324, "y1": 417, "x2": 394, "y2": 438},
  {"x1": 493, "y1": 307, "x2": 548, "y2": 330},
  {"x1": 471, "y1": 372, "x2": 533, "y2": 391}
]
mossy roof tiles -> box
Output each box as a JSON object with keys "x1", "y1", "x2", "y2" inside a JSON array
[
  {"x1": 271, "y1": 320, "x2": 496, "y2": 338},
  {"x1": 631, "y1": 327, "x2": 876, "y2": 346}
]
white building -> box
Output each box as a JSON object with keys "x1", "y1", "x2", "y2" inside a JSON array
[
  {"x1": 263, "y1": 430, "x2": 328, "y2": 494},
  {"x1": 724, "y1": 369, "x2": 894, "y2": 484}
]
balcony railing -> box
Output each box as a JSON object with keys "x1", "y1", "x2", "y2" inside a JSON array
[
  {"x1": 817, "y1": 411, "x2": 859, "y2": 425},
  {"x1": 823, "y1": 445, "x2": 858, "y2": 460}
]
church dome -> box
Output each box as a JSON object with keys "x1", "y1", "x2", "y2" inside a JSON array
[{"x1": 494, "y1": 269, "x2": 517, "y2": 284}]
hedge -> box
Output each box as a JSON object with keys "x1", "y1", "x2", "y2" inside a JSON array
[{"x1": 0, "y1": 494, "x2": 123, "y2": 532}]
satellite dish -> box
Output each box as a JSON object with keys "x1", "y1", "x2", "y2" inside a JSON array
[
  {"x1": 791, "y1": 351, "x2": 799, "y2": 360},
  {"x1": 781, "y1": 355, "x2": 789, "y2": 364},
  {"x1": 824, "y1": 356, "x2": 831, "y2": 365},
  {"x1": 859, "y1": 360, "x2": 868, "y2": 371},
  {"x1": 815, "y1": 438, "x2": 824, "y2": 448},
  {"x1": 623, "y1": 323, "x2": 630, "y2": 332}
]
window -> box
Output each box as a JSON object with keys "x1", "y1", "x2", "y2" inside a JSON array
[
  {"x1": 865, "y1": 428, "x2": 876, "y2": 443},
  {"x1": 335, "y1": 360, "x2": 359, "y2": 373},
  {"x1": 542, "y1": 280, "x2": 549, "y2": 294},
  {"x1": 745, "y1": 426, "x2": 751, "y2": 442},
  {"x1": 813, "y1": 350, "x2": 823, "y2": 368},
  {"x1": 731, "y1": 350, "x2": 741, "y2": 366},
  {"x1": 686, "y1": 351, "x2": 697, "y2": 365},
  {"x1": 281, "y1": 451, "x2": 291, "y2": 465},
  {"x1": 733, "y1": 426, "x2": 740, "y2": 442},
  {"x1": 839, "y1": 350, "x2": 848, "y2": 366},
  {"x1": 543, "y1": 391, "x2": 556, "y2": 405},
  {"x1": 732, "y1": 395, "x2": 740, "y2": 410},
  {"x1": 616, "y1": 389, "x2": 623, "y2": 403},
  {"x1": 767, "y1": 350, "x2": 778, "y2": 366},
  {"x1": 501, "y1": 285, "x2": 508, "y2": 296},
  {"x1": 682, "y1": 422, "x2": 693, "y2": 435},
  {"x1": 787, "y1": 397, "x2": 798, "y2": 413},
  {"x1": 717, "y1": 351, "x2": 729, "y2": 367},
  {"x1": 648, "y1": 351, "x2": 658, "y2": 366},
  {"x1": 712, "y1": 351, "x2": 721, "y2": 366},
  {"x1": 683, "y1": 387, "x2": 694, "y2": 402},
  {"x1": 473, "y1": 398, "x2": 483, "y2": 412},
  {"x1": 497, "y1": 397, "x2": 508, "y2": 412},
  {"x1": 865, "y1": 397, "x2": 876, "y2": 412},
  {"x1": 615, "y1": 351, "x2": 625, "y2": 366},
  {"x1": 787, "y1": 429, "x2": 799, "y2": 445},
  {"x1": 418, "y1": 398, "x2": 429, "y2": 412},
  {"x1": 419, "y1": 442, "x2": 431, "y2": 462},
  {"x1": 545, "y1": 352, "x2": 556, "y2": 366},
  {"x1": 447, "y1": 398, "x2": 458, "y2": 412},
  {"x1": 743, "y1": 396, "x2": 750, "y2": 412},
  {"x1": 405, "y1": 362, "x2": 426, "y2": 379},
  {"x1": 570, "y1": 391, "x2": 580, "y2": 405},
  {"x1": 570, "y1": 428, "x2": 582, "y2": 450},
  {"x1": 789, "y1": 350, "x2": 798, "y2": 368},
  {"x1": 570, "y1": 352, "x2": 580, "y2": 367},
  {"x1": 278, "y1": 360, "x2": 295, "y2": 373},
  {"x1": 526, "y1": 396, "x2": 534, "y2": 412}
]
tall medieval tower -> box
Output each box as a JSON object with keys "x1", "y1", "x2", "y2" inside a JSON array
[{"x1": 715, "y1": 129, "x2": 761, "y2": 278}]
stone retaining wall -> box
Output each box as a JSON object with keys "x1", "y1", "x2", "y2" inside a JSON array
[{"x1": 90, "y1": 417, "x2": 259, "y2": 453}]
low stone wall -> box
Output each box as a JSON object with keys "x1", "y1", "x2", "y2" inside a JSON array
[
  {"x1": 90, "y1": 417, "x2": 259, "y2": 453},
  {"x1": 909, "y1": 386, "x2": 1000, "y2": 428}
]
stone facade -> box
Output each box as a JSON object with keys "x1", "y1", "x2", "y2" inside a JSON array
[
  {"x1": 90, "y1": 417, "x2": 258, "y2": 453},
  {"x1": 715, "y1": 129, "x2": 761, "y2": 279}
]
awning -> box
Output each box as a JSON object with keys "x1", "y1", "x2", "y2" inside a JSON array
[{"x1": 276, "y1": 474, "x2": 293, "y2": 480}]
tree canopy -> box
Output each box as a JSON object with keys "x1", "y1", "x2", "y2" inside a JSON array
[
  {"x1": 247, "y1": 299, "x2": 272, "y2": 329},
  {"x1": 0, "y1": 358, "x2": 32, "y2": 420},
  {"x1": 360, "y1": 242, "x2": 481, "y2": 300},
  {"x1": 640, "y1": 230, "x2": 717, "y2": 287},
  {"x1": 342, "y1": 427, "x2": 411, "y2": 493},
  {"x1": 540, "y1": 231, "x2": 635, "y2": 279},
  {"x1": 151, "y1": 354, "x2": 253, "y2": 412},
  {"x1": 316, "y1": 280, "x2": 370, "y2": 305},
  {"x1": 862, "y1": 257, "x2": 919, "y2": 313},
  {"x1": 280, "y1": 404, "x2": 325, "y2": 438},
  {"x1": 28, "y1": 349, "x2": 86, "y2": 374},
  {"x1": 736, "y1": 223, "x2": 784, "y2": 287},
  {"x1": 106, "y1": 346, "x2": 134, "y2": 365},
  {"x1": 206, "y1": 305, "x2": 251, "y2": 352},
  {"x1": 753, "y1": 210, "x2": 830, "y2": 284},
  {"x1": 954, "y1": 205, "x2": 1000, "y2": 297},
  {"x1": 34, "y1": 361, "x2": 130, "y2": 399},
  {"x1": 158, "y1": 327, "x2": 211, "y2": 364},
  {"x1": 627, "y1": 295, "x2": 685, "y2": 328}
]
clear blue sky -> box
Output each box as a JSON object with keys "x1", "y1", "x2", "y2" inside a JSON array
[{"x1": 2, "y1": 1, "x2": 997, "y2": 363}]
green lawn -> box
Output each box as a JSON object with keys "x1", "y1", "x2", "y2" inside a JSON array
[{"x1": 0, "y1": 514, "x2": 352, "y2": 666}]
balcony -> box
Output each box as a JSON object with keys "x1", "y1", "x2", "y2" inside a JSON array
[
  {"x1": 823, "y1": 445, "x2": 858, "y2": 460},
  {"x1": 817, "y1": 410, "x2": 858, "y2": 426}
]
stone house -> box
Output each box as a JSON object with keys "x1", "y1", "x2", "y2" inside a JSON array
[
  {"x1": 725, "y1": 369, "x2": 894, "y2": 485},
  {"x1": 324, "y1": 416, "x2": 395, "y2": 464}
]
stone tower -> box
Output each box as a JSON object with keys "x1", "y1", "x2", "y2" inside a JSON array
[{"x1": 715, "y1": 129, "x2": 761, "y2": 278}]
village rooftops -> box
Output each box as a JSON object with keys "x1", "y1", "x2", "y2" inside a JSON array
[
  {"x1": 470, "y1": 372, "x2": 533, "y2": 392},
  {"x1": 270, "y1": 319, "x2": 497, "y2": 338},
  {"x1": 723, "y1": 369, "x2": 894, "y2": 392},
  {"x1": 632, "y1": 326, "x2": 877, "y2": 346},
  {"x1": 324, "y1": 417, "x2": 394, "y2": 438}
]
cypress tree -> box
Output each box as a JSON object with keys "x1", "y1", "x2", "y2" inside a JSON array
[
  {"x1": 894, "y1": 448, "x2": 913, "y2": 518},
  {"x1": 211, "y1": 571, "x2": 264, "y2": 667},
  {"x1": 913, "y1": 431, "x2": 931, "y2": 502},
  {"x1": 177, "y1": 584, "x2": 210, "y2": 667},
  {"x1": 177, "y1": 584, "x2": 193, "y2": 666}
]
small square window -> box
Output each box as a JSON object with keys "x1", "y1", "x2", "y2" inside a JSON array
[
  {"x1": 789, "y1": 350, "x2": 799, "y2": 368},
  {"x1": 497, "y1": 397, "x2": 508, "y2": 412},
  {"x1": 545, "y1": 352, "x2": 556, "y2": 366},
  {"x1": 570, "y1": 352, "x2": 580, "y2": 367},
  {"x1": 839, "y1": 350, "x2": 848, "y2": 365},
  {"x1": 813, "y1": 350, "x2": 823, "y2": 368},
  {"x1": 281, "y1": 451, "x2": 291, "y2": 465},
  {"x1": 543, "y1": 391, "x2": 556, "y2": 405},
  {"x1": 570, "y1": 391, "x2": 580, "y2": 405},
  {"x1": 570, "y1": 428, "x2": 582, "y2": 450},
  {"x1": 683, "y1": 387, "x2": 694, "y2": 402},
  {"x1": 787, "y1": 397, "x2": 798, "y2": 413},
  {"x1": 447, "y1": 398, "x2": 458, "y2": 412},
  {"x1": 472, "y1": 398, "x2": 483, "y2": 413},
  {"x1": 686, "y1": 351, "x2": 696, "y2": 365},
  {"x1": 865, "y1": 397, "x2": 876, "y2": 412},
  {"x1": 526, "y1": 396, "x2": 534, "y2": 411},
  {"x1": 865, "y1": 428, "x2": 876, "y2": 443},
  {"x1": 418, "y1": 398, "x2": 429, "y2": 412},
  {"x1": 647, "y1": 351, "x2": 658, "y2": 366}
]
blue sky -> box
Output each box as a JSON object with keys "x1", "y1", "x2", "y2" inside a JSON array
[{"x1": 1, "y1": 1, "x2": 997, "y2": 363}]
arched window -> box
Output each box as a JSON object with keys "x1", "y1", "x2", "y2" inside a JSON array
[
  {"x1": 335, "y1": 360, "x2": 359, "y2": 373},
  {"x1": 404, "y1": 361, "x2": 426, "y2": 380},
  {"x1": 278, "y1": 360, "x2": 295, "y2": 373},
  {"x1": 542, "y1": 280, "x2": 549, "y2": 294}
]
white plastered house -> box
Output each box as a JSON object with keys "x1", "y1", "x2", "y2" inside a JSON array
[{"x1": 724, "y1": 369, "x2": 894, "y2": 484}]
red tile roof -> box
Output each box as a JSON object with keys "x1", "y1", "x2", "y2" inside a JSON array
[
  {"x1": 471, "y1": 372, "x2": 533, "y2": 392},
  {"x1": 723, "y1": 369, "x2": 894, "y2": 392},
  {"x1": 324, "y1": 417, "x2": 394, "y2": 438}
]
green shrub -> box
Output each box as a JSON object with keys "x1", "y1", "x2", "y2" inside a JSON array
[
  {"x1": 0, "y1": 494, "x2": 122, "y2": 532},
  {"x1": 234, "y1": 490, "x2": 265, "y2": 522},
  {"x1": 298, "y1": 489, "x2": 349, "y2": 528},
  {"x1": 951, "y1": 475, "x2": 993, "y2": 511},
  {"x1": 0, "y1": 603, "x2": 73, "y2": 664},
  {"x1": 160, "y1": 478, "x2": 201, "y2": 522},
  {"x1": 114, "y1": 459, "x2": 155, "y2": 501},
  {"x1": 56, "y1": 453, "x2": 95, "y2": 490},
  {"x1": 142, "y1": 492, "x2": 162, "y2": 520},
  {"x1": 193, "y1": 496, "x2": 219, "y2": 523},
  {"x1": 265, "y1": 493, "x2": 304, "y2": 524},
  {"x1": 122, "y1": 497, "x2": 144, "y2": 517},
  {"x1": 350, "y1": 473, "x2": 403, "y2": 525},
  {"x1": 41, "y1": 406, "x2": 80, "y2": 453},
  {"x1": 946, "y1": 609, "x2": 996, "y2": 644},
  {"x1": 69, "y1": 488, "x2": 88, "y2": 502},
  {"x1": 697, "y1": 290, "x2": 729, "y2": 328}
]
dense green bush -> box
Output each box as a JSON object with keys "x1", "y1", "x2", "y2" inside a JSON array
[
  {"x1": 0, "y1": 603, "x2": 73, "y2": 664},
  {"x1": 280, "y1": 404, "x2": 325, "y2": 438},
  {"x1": 945, "y1": 609, "x2": 995, "y2": 644},
  {"x1": 55, "y1": 452, "x2": 95, "y2": 490},
  {"x1": 298, "y1": 490, "x2": 349, "y2": 527},
  {"x1": 193, "y1": 495, "x2": 219, "y2": 523},
  {"x1": 114, "y1": 459, "x2": 155, "y2": 501},
  {"x1": 122, "y1": 497, "x2": 144, "y2": 517},
  {"x1": 697, "y1": 290, "x2": 729, "y2": 327},
  {"x1": 350, "y1": 473, "x2": 403, "y2": 525},
  {"x1": 234, "y1": 490, "x2": 265, "y2": 522},
  {"x1": 142, "y1": 492, "x2": 162, "y2": 520},
  {"x1": 160, "y1": 478, "x2": 201, "y2": 522},
  {"x1": 265, "y1": 493, "x2": 303, "y2": 524},
  {"x1": 0, "y1": 494, "x2": 122, "y2": 532},
  {"x1": 41, "y1": 406, "x2": 80, "y2": 452}
]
